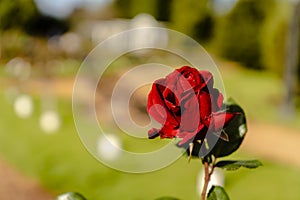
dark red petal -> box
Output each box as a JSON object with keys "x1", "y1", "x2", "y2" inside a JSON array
[
  {"x1": 203, "y1": 115, "x2": 211, "y2": 128},
  {"x1": 159, "y1": 123, "x2": 179, "y2": 138},
  {"x1": 176, "y1": 66, "x2": 192, "y2": 73},
  {"x1": 147, "y1": 79, "x2": 178, "y2": 125},
  {"x1": 216, "y1": 91, "x2": 224, "y2": 109},
  {"x1": 199, "y1": 70, "x2": 214, "y2": 89},
  {"x1": 164, "y1": 69, "x2": 181, "y2": 91},
  {"x1": 210, "y1": 112, "x2": 237, "y2": 131},
  {"x1": 148, "y1": 128, "x2": 160, "y2": 139},
  {"x1": 177, "y1": 66, "x2": 201, "y2": 92},
  {"x1": 199, "y1": 92, "x2": 212, "y2": 121},
  {"x1": 148, "y1": 123, "x2": 179, "y2": 139},
  {"x1": 163, "y1": 88, "x2": 180, "y2": 113},
  {"x1": 211, "y1": 88, "x2": 224, "y2": 111},
  {"x1": 178, "y1": 132, "x2": 197, "y2": 146},
  {"x1": 180, "y1": 93, "x2": 200, "y2": 132},
  {"x1": 177, "y1": 124, "x2": 205, "y2": 146},
  {"x1": 164, "y1": 70, "x2": 185, "y2": 106}
]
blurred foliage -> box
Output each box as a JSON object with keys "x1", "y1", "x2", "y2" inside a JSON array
[
  {"x1": 260, "y1": 1, "x2": 290, "y2": 76},
  {"x1": 114, "y1": 0, "x2": 214, "y2": 42},
  {"x1": 170, "y1": 0, "x2": 214, "y2": 42},
  {"x1": 156, "y1": 0, "x2": 173, "y2": 21},
  {"x1": 0, "y1": 0, "x2": 75, "y2": 67},
  {"x1": 260, "y1": 1, "x2": 300, "y2": 92},
  {"x1": 113, "y1": 0, "x2": 173, "y2": 21},
  {"x1": 1, "y1": 0, "x2": 300, "y2": 90},
  {"x1": 114, "y1": 0, "x2": 153, "y2": 18},
  {"x1": 0, "y1": 0, "x2": 69, "y2": 36},
  {"x1": 0, "y1": 0, "x2": 38, "y2": 30},
  {"x1": 0, "y1": 29, "x2": 34, "y2": 60},
  {"x1": 213, "y1": 0, "x2": 276, "y2": 69},
  {"x1": 25, "y1": 16, "x2": 69, "y2": 37},
  {"x1": 0, "y1": 29, "x2": 80, "y2": 65}
]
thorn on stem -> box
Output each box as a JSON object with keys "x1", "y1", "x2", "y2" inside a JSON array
[
  {"x1": 204, "y1": 138, "x2": 209, "y2": 150},
  {"x1": 188, "y1": 142, "x2": 194, "y2": 162}
]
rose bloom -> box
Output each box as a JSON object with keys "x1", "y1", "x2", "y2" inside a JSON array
[{"x1": 147, "y1": 66, "x2": 236, "y2": 146}]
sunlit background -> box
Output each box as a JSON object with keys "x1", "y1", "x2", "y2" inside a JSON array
[{"x1": 1, "y1": 0, "x2": 300, "y2": 199}]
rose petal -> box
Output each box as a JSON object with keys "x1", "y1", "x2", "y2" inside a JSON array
[
  {"x1": 199, "y1": 92, "x2": 212, "y2": 121},
  {"x1": 147, "y1": 66, "x2": 230, "y2": 143},
  {"x1": 211, "y1": 88, "x2": 224, "y2": 111},
  {"x1": 159, "y1": 123, "x2": 179, "y2": 138},
  {"x1": 147, "y1": 79, "x2": 178, "y2": 125},
  {"x1": 165, "y1": 69, "x2": 181, "y2": 93},
  {"x1": 210, "y1": 112, "x2": 237, "y2": 131},
  {"x1": 177, "y1": 124, "x2": 205, "y2": 146},
  {"x1": 177, "y1": 66, "x2": 201, "y2": 92},
  {"x1": 163, "y1": 88, "x2": 180, "y2": 114},
  {"x1": 148, "y1": 122, "x2": 179, "y2": 139},
  {"x1": 148, "y1": 128, "x2": 160, "y2": 139},
  {"x1": 199, "y1": 70, "x2": 214, "y2": 90},
  {"x1": 180, "y1": 92, "x2": 200, "y2": 132}
]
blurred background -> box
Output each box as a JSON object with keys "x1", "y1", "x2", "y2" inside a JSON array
[{"x1": 1, "y1": 0, "x2": 300, "y2": 199}]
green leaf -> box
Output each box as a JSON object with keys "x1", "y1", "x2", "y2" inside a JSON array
[
  {"x1": 209, "y1": 101, "x2": 247, "y2": 158},
  {"x1": 207, "y1": 186, "x2": 230, "y2": 200},
  {"x1": 215, "y1": 160, "x2": 263, "y2": 171},
  {"x1": 186, "y1": 100, "x2": 247, "y2": 158},
  {"x1": 155, "y1": 197, "x2": 180, "y2": 200},
  {"x1": 56, "y1": 192, "x2": 87, "y2": 200}
]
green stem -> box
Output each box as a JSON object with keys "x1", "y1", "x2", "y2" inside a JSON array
[
  {"x1": 201, "y1": 157, "x2": 216, "y2": 200},
  {"x1": 201, "y1": 161, "x2": 210, "y2": 200}
]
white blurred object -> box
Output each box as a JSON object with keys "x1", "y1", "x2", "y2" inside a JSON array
[
  {"x1": 89, "y1": 13, "x2": 168, "y2": 51},
  {"x1": 34, "y1": 0, "x2": 111, "y2": 19},
  {"x1": 91, "y1": 20, "x2": 128, "y2": 45},
  {"x1": 59, "y1": 32, "x2": 82, "y2": 55},
  {"x1": 39, "y1": 110, "x2": 61, "y2": 133},
  {"x1": 129, "y1": 14, "x2": 168, "y2": 50},
  {"x1": 14, "y1": 94, "x2": 34, "y2": 118},
  {"x1": 34, "y1": 0, "x2": 81, "y2": 19},
  {"x1": 197, "y1": 167, "x2": 225, "y2": 196},
  {"x1": 47, "y1": 36, "x2": 61, "y2": 53},
  {"x1": 97, "y1": 134, "x2": 122, "y2": 161},
  {"x1": 131, "y1": 13, "x2": 158, "y2": 28},
  {"x1": 6, "y1": 57, "x2": 31, "y2": 81},
  {"x1": 56, "y1": 192, "x2": 86, "y2": 200}
]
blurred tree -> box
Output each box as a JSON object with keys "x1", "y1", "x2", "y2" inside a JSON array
[
  {"x1": 113, "y1": 0, "x2": 173, "y2": 21},
  {"x1": 0, "y1": 0, "x2": 38, "y2": 30},
  {"x1": 25, "y1": 16, "x2": 69, "y2": 37},
  {"x1": 113, "y1": 0, "x2": 157, "y2": 18},
  {"x1": 0, "y1": 29, "x2": 34, "y2": 60},
  {"x1": 113, "y1": 0, "x2": 131, "y2": 17},
  {"x1": 193, "y1": 14, "x2": 214, "y2": 42},
  {"x1": 260, "y1": 1, "x2": 300, "y2": 98},
  {"x1": 157, "y1": 0, "x2": 173, "y2": 21},
  {"x1": 0, "y1": 0, "x2": 69, "y2": 36},
  {"x1": 283, "y1": 1, "x2": 300, "y2": 115},
  {"x1": 260, "y1": 1, "x2": 290, "y2": 75},
  {"x1": 171, "y1": 0, "x2": 214, "y2": 42},
  {"x1": 214, "y1": 0, "x2": 276, "y2": 69},
  {"x1": 0, "y1": 0, "x2": 71, "y2": 64}
]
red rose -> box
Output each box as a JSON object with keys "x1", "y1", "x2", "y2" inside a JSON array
[{"x1": 147, "y1": 66, "x2": 236, "y2": 146}]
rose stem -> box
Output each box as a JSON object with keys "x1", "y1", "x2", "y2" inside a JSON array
[{"x1": 201, "y1": 161, "x2": 210, "y2": 200}]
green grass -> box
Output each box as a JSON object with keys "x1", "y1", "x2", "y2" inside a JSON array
[
  {"x1": 226, "y1": 162, "x2": 300, "y2": 200},
  {"x1": 219, "y1": 64, "x2": 300, "y2": 129},
  {"x1": 1, "y1": 92, "x2": 300, "y2": 200},
  {"x1": 1, "y1": 62, "x2": 300, "y2": 199},
  {"x1": 0, "y1": 93, "x2": 202, "y2": 199}
]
